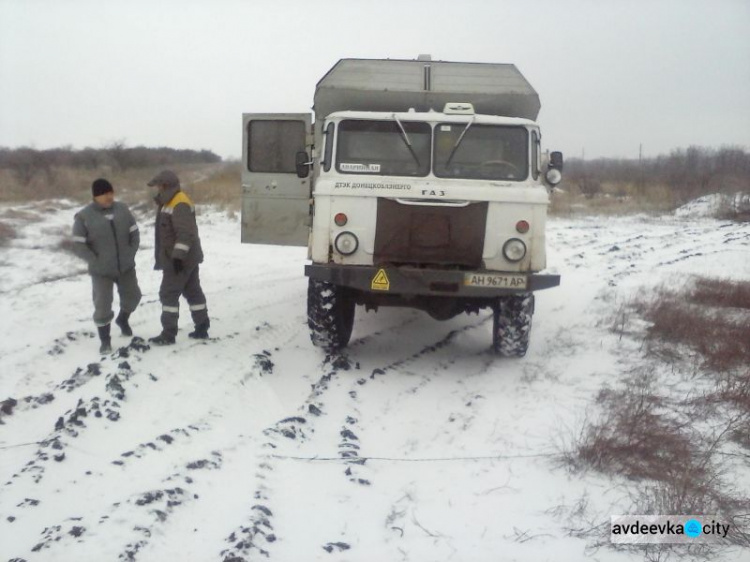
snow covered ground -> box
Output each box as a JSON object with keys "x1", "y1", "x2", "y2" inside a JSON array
[{"x1": 1, "y1": 200, "x2": 749, "y2": 561}]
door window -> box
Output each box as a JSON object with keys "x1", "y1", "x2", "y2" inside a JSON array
[{"x1": 247, "y1": 120, "x2": 306, "y2": 173}]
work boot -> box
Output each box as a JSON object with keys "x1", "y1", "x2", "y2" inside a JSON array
[
  {"x1": 98, "y1": 324, "x2": 112, "y2": 354},
  {"x1": 115, "y1": 311, "x2": 133, "y2": 336},
  {"x1": 149, "y1": 332, "x2": 176, "y2": 346},
  {"x1": 188, "y1": 321, "x2": 210, "y2": 340}
]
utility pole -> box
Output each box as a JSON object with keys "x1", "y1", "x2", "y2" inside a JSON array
[{"x1": 638, "y1": 143, "x2": 645, "y2": 196}]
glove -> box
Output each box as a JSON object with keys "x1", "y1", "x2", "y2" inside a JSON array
[{"x1": 172, "y1": 258, "x2": 184, "y2": 274}]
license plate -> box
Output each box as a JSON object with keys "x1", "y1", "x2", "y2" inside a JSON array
[{"x1": 464, "y1": 273, "x2": 527, "y2": 289}]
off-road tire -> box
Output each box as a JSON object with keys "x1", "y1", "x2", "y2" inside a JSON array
[
  {"x1": 307, "y1": 279, "x2": 355, "y2": 350},
  {"x1": 492, "y1": 293, "x2": 534, "y2": 357}
]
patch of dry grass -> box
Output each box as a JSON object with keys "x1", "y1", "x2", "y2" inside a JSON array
[
  {"x1": 564, "y1": 276, "x2": 750, "y2": 555},
  {"x1": 567, "y1": 369, "x2": 750, "y2": 553},
  {"x1": 0, "y1": 221, "x2": 16, "y2": 246},
  {"x1": 187, "y1": 161, "x2": 241, "y2": 211},
  {"x1": 0, "y1": 208, "x2": 44, "y2": 222},
  {"x1": 0, "y1": 167, "x2": 90, "y2": 202},
  {"x1": 636, "y1": 278, "x2": 750, "y2": 372},
  {"x1": 550, "y1": 182, "x2": 677, "y2": 217},
  {"x1": 551, "y1": 179, "x2": 750, "y2": 222},
  {"x1": 0, "y1": 163, "x2": 227, "y2": 207}
]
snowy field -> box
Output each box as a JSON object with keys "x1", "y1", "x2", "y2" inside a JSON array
[{"x1": 1, "y1": 200, "x2": 749, "y2": 562}]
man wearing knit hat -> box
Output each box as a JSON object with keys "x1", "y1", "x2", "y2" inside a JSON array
[
  {"x1": 147, "y1": 170, "x2": 210, "y2": 345},
  {"x1": 72, "y1": 178, "x2": 142, "y2": 353}
]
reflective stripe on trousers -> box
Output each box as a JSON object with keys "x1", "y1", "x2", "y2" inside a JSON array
[{"x1": 158, "y1": 264, "x2": 209, "y2": 336}]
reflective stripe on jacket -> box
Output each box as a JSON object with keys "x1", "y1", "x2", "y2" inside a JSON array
[{"x1": 153, "y1": 186, "x2": 204, "y2": 271}]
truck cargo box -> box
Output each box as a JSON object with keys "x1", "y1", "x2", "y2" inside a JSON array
[{"x1": 313, "y1": 58, "x2": 540, "y2": 121}]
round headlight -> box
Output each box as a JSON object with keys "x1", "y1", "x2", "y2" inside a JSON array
[
  {"x1": 334, "y1": 231, "x2": 358, "y2": 256},
  {"x1": 546, "y1": 168, "x2": 562, "y2": 185},
  {"x1": 502, "y1": 238, "x2": 527, "y2": 262}
]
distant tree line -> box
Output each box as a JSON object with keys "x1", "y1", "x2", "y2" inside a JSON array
[
  {"x1": 0, "y1": 144, "x2": 222, "y2": 185},
  {"x1": 562, "y1": 145, "x2": 750, "y2": 202}
]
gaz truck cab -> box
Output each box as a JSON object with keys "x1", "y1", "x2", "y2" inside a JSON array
[{"x1": 241, "y1": 57, "x2": 562, "y2": 356}]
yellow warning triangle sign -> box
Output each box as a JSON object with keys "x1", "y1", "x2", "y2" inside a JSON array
[{"x1": 371, "y1": 269, "x2": 390, "y2": 291}]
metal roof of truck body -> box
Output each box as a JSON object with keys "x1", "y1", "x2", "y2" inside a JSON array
[{"x1": 314, "y1": 58, "x2": 540, "y2": 121}]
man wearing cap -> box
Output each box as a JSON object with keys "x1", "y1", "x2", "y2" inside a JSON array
[
  {"x1": 72, "y1": 178, "x2": 142, "y2": 353},
  {"x1": 147, "y1": 170, "x2": 210, "y2": 345}
]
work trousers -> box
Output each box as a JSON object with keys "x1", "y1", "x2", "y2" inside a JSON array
[
  {"x1": 91, "y1": 268, "x2": 142, "y2": 327},
  {"x1": 159, "y1": 264, "x2": 209, "y2": 337}
]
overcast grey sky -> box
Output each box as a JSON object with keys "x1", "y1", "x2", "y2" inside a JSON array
[{"x1": 1, "y1": 0, "x2": 748, "y2": 160}]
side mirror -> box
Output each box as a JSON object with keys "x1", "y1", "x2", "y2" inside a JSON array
[
  {"x1": 295, "y1": 151, "x2": 311, "y2": 178},
  {"x1": 550, "y1": 151, "x2": 564, "y2": 171},
  {"x1": 545, "y1": 151, "x2": 564, "y2": 186}
]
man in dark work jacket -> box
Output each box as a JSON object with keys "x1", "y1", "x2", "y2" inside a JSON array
[
  {"x1": 147, "y1": 170, "x2": 210, "y2": 345},
  {"x1": 72, "y1": 178, "x2": 142, "y2": 353}
]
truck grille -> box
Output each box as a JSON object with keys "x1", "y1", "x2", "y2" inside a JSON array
[{"x1": 374, "y1": 199, "x2": 488, "y2": 268}]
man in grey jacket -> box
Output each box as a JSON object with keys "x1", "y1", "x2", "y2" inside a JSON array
[
  {"x1": 72, "y1": 178, "x2": 142, "y2": 353},
  {"x1": 147, "y1": 170, "x2": 210, "y2": 345}
]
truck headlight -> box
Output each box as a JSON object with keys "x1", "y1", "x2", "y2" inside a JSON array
[
  {"x1": 502, "y1": 238, "x2": 527, "y2": 262},
  {"x1": 334, "y1": 231, "x2": 358, "y2": 255}
]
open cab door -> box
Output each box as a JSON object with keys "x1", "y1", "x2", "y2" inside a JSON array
[{"x1": 241, "y1": 113, "x2": 312, "y2": 246}]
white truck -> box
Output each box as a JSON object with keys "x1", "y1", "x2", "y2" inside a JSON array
[{"x1": 241, "y1": 56, "x2": 562, "y2": 356}]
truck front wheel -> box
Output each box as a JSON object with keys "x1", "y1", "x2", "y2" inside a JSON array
[
  {"x1": 492, "y1": 293, "x2": 534, "y2": 357},
  {"x1": 307, "y1": 279, "x2": 355, "y2": 350}
]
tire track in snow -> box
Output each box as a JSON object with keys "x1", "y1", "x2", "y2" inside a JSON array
[
  {"x1": 217, "y1": 315, "x2": 495, "y2": 559},
  {"x1": 1, "y1": 331, "x2": 286, "y2": 561},
  {"x1": 549, "y1": 218, "x2": 749, "y2": 285},
  {"x1": 216, "y1": 313, "x2": 495, "y2": 560}
]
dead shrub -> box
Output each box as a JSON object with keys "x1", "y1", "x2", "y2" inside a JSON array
[
  {"x1": 634, "y1": 482, "x2": 750, "y2": 551},
  {"x1": 569, "y1": 372, "x2": 749, "y2": 550},
  {"x1": 683, "y1": 373, "x2": 750, "y2": 450},
  {"x1": 689, "y1": 277, "x2": 750, "y2": 310},
  {"x1": 0, "y1": 221, "x2": 17, "y2": 246},
  {"x1": 636, "y1": 279, "x2": 750, "y2": 372},
  {"x1": 684, "y1": 373, "x2": 750, "y2": 417},
  {"x1": 728, "y1": 416, "x2": 750, "y2": 449},
  {"x1": 716, "y1": 192, "x2": 750, "y2": 222},
  {"x1": 566, "y1": 277, "x2": 750, "y2": 559},
  {"x1": 573, "y1": 371, "x2": 697, "y2": 481},
  {"x1": 713, "y1": 371, "x2": 750, "y2": 414}
]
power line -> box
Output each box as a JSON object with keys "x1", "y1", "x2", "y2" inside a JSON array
[
  {"x1": 271, "y1": 452, "x2": 560, "y2": 463},
  {"x1": 0, "y1": 440, "x2": 45, "y2": 450}
]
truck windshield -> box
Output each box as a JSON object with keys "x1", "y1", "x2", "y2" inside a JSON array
[
  {"x1": 434, "y1": 124, "x2": 528, "y2": 181},
  {"x1": 336, "y1": 120, "x2": 431, "y2": 177}
]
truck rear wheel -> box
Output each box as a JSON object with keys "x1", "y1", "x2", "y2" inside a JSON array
[
  {"x1": 307, "y1": 279, "x2": 355, "y2": 350},
  {"x1": 492, "y1": 293, "x2": 534, "y2": 357}
]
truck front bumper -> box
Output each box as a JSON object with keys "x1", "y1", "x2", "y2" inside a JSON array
[{"x1": 305, "y1": 264, "x2": 560, "y2": 297}]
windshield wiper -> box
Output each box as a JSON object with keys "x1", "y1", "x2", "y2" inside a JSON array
[
  {"x1": 393, "y1": 114, "x2": 421, "y2": 167},
  {"x1": 445, "y1": 116, "x2": 475, "y2": 166}
]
